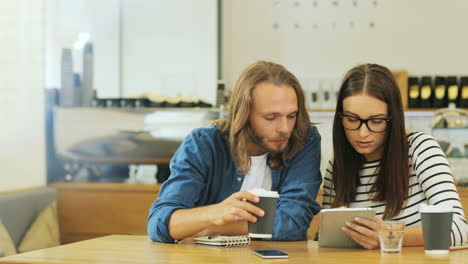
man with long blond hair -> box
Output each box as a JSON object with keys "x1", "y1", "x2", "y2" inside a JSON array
[{"x1": 147, "y1": 61, "x2": 322, "y2": 243}]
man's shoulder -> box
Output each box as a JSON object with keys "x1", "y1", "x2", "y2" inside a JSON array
[
  {"x1": 189, "y1": 126, "x2": 220, "y2": 136},
  {"x1": 304, "y1": 124, "x2": 320, "y2": 142},
  {"x1": 287, "y1": 124, "x2": 320, "y2": 161},
  {"x1": 186, "y1": 126, "x2": 224, "y2": 144}
]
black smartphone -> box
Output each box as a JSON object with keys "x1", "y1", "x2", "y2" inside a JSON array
[{"x1": 252, "y1": 249, "x2": 288, "y2": 259}]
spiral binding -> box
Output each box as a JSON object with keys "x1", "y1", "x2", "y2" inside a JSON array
[
  {"x1": 193, "y1": 235, "x2": 251, "y2": 247},
  {"x1": 224, "y1": 235, "x2": 250, "y2": 247}
]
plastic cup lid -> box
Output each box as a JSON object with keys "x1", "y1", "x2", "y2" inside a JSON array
[{"x1": 248, "y1": 188, "x2": 279, "y2": 198}]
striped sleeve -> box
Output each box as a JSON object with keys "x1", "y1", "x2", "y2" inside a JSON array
[
  {"x1": 322, "y1": 159, "x2": 335, "y2": 209},
  {"x1": 410, "y1": 132, "x2": 468, "y2": 245}
]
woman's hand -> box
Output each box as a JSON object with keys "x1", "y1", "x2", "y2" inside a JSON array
[{"x1": 341, "y1": 216, "x2": 382, "y2": 249}]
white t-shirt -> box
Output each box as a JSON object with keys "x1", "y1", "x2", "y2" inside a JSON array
[{"x1": 240, "y1": 153, "x2": 272, "y2": 191}]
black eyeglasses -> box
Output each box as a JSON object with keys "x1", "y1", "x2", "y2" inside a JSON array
[{"x1": 339, "y1": 113, "x2": 391, "y2": 133}]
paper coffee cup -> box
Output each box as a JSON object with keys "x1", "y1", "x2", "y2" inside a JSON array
[
  {"x1": 420, "y1": 204, "x2": 454, "y2": 254},
  {"x1": 247, "y1": 188, "x2": 279, "y2": 238}
]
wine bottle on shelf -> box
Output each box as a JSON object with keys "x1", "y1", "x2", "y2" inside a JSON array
[
  {"x1": 309, "y1": 79, "x2": 321, "y2": 110},
  {"x1": 408, "y1": 77, "x2": 420, "y2": 108},
  {"x1": 420, "y1": 76, "x2": 433, "y2": 108},
  {"x1": 433, "y1": 76, "x2": 447, "y2": 108},
  {"x1": 446, "y1": 76, "x2": 459, "y2": 107},
  {"x1": 216, "y1": 82, "x2": 226, "y2": 107},
  {"x1": 460, "y1": 77, "x2": 468, "y2": 108}
]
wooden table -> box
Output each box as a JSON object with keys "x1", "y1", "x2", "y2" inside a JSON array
[{"x1": 1, "y1": 235, "x2": 466, "y2": 264}]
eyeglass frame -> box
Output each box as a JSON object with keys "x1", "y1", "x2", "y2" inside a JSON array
[{"x1": 339, "y1": 112, "x2": 392, "y2": 133}]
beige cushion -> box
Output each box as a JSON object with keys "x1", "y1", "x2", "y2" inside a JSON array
[
  {"x1": 0, "y1": 219, "x2": 17, "y2": 256},
  {"x1": 18, "y1": 201, "x2": 60, "y2": 253}
]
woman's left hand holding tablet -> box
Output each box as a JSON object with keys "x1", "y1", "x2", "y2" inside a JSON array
[{"x1": 341, "y1": 216, "x2": 382, "y2": 249}]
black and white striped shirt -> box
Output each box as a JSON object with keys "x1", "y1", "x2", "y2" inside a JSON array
[{"x1": 322, "y1": 132, "x2": 468, "y2": 245}]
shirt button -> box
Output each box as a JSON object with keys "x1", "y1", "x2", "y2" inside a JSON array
[{"x1": 237, "y1": 177, "x2": 242, "y2": 182}]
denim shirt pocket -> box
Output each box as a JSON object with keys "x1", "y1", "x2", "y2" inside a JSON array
[{"x1": 231, "y1": 170, "x2": 245, "y2": 190}]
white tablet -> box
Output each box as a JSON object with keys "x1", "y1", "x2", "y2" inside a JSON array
[{"x1": 318, "y1": 207, "x2": 376, "y2": 248}]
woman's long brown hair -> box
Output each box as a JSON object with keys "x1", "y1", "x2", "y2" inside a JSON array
[
  {"x1": 213, "y1": 61, "x2": 311, "y2": 174},
  {"x1": 332, "y1": 63, "x2": 409, "y2": 219}
]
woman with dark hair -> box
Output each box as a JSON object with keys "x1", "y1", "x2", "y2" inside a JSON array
[{"x1": 322, "y1": 63, "x2": 468, "y2": 249}]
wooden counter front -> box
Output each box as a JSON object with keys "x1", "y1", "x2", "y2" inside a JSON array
[
  {"x1": 50, "y1": 183, "x2": 160, "y2": 244},
  {"x1": 51, "y1": 182, "x2": 468, "y2": 244}
]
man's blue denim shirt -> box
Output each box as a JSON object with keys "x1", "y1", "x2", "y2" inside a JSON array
[{"x1": 147, "y1": 125, "x2": 322, "y2": 243}]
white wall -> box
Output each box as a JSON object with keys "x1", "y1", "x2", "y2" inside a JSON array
[
  {"x1": 222, "y1": 0, "x2": 468, "y2": 91},
  {"x1": 121, "y1": 0, "x2": 218, "y2": 104},
  {"x1": 0, "y1": 0, "x2": 46, "y2": 191}
]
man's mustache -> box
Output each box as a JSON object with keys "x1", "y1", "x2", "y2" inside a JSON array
[{"x1": 271, "y1": 136, "x2": 289, "y2": 141}]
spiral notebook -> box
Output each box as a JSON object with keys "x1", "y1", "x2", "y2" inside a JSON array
[{"x1": 193, "y1": 235, "x2": 251, "y2": 247}]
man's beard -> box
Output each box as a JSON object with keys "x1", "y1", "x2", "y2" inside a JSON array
[{"x1": 247, "y1": 125, "x2": 289, "y2": 155}]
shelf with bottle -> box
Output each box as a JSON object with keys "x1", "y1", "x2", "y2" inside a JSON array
[
  {"x1": 407, "y1": 75, "x2": 468, "y2": 110},
  {"x1": 308, "y1": 110, "x2": 430, "y2": 119},
  {"x1": 432, "y1": 127, "x2": 468, "y2": 130},
  {"x1": 432, "y1": 130, "x2": 468, "y2": 159},
  {"x1": 430, "y1": 104, "x2": 468, "y2": 159},
  {"x1": 307, "y1": 108, "x2": 467, "y2": 114},
  {"x1": 309, "y1": 108, "x2": 468, "y2": 112},
  {"x1": 446, "y1": 156, "x2": 468, "y2": 159}
]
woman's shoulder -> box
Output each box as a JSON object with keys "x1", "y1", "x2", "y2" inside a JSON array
[
  {"x1": 407, "y1": 131, "x2": 436, "y2": 145},
  {"x1": 406, "y1": 131, "x2": 440, "y2": 155}
]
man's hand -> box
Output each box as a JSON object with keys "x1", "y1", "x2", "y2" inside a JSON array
[
  {"x1": 341, "y1": 216, "x2": 382, "y2": 249},
  {"x1": 208, "y1": 191, "x2": 265, "y2": 226},
  {"x1": 168, "y1": 190, "x2": 266, "y2": 240}
]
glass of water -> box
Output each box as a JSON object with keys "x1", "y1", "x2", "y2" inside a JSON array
[{"x1": 378, "y1": 220, "x2": 405, "y2": 253}]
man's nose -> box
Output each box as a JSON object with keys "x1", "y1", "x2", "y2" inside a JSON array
[{"x1": 277, "y1": 117, "x2": 289, "y2": 135}]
